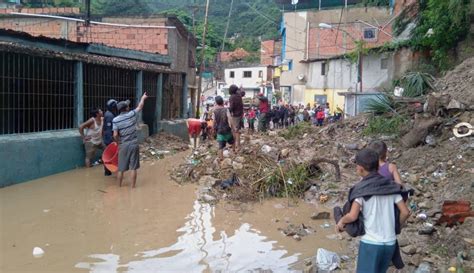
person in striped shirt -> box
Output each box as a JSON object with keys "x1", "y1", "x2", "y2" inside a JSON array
[{"x1": 112, "y1": 92, "x2": 148, "y2": 188}]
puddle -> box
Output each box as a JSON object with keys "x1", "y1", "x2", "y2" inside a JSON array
[
  {"x1": 1, "y1": 151, "x2": 343, "y2": 273},
  {"x1": 76, "y1": 201, "x2": 299, "y2": 272}
]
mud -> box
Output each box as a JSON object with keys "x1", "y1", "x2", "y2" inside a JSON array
[{"x1": 1, "y1": 152, "x2": 343, "y2": 273}]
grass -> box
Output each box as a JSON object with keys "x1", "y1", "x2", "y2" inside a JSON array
[
  {"x1": 278, "y1": 122, "x2": 312, "y2": 140},
  {"x1": 263, "y1": 163, "x2": 311, "y2": 198},
  {"x1": 362, "y1": 115, "x2": 406, "y2": 136}
]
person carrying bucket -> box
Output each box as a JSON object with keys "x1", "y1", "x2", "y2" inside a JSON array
[
  {"x1": 112, "y1": 92, "x2": 148, "y2": 188},
  {"x1": 103, "y1": 99, "x2": 117, "y2": 176}
]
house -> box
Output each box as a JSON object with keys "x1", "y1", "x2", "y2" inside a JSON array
[
  {"x1": 275, "y1": 0, "x2": 411, "y2": 114},
  {"x1": 0, "y1": 7, "x2": 198, "y2": 114},
  {"x1": 0, "y1": 27, "x2": 194, "y2": 187},
  {"x1": 223, "y1": 64, "x2": 273, "y2": 98}
]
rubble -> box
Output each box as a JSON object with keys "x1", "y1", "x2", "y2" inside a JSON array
[{"x1": 139, "y1": 133, "x2": 189, "y2": 161}]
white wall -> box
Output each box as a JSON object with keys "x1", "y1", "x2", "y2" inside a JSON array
[
  {"x1": 307, "y1": 53, "x2": 393, "y2": 92},
  {"x1": 224, "y1": 66, "x2": 268, "y2": 88}
]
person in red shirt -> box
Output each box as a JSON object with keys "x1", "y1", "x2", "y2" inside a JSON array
[
  {"x1": 257, "y1": 93, "x2": 269, "y2": 132},
  {"x1": 247, "y1": 107, "x2": 256, "y2": 133},
  {"x1": 316, "y1": 107, "x2": 325, "y2": 126}
]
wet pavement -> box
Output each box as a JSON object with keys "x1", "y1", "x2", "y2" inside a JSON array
[{"x1": 1, "y1": 152, "x2": 343, "y2": 273}]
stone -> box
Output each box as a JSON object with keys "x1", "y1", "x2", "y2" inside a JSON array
[
  {"x1": 234, "y1": 156, "x2": 245, "y2": 163},
  {"x1": 345, "y1": 143, "x2": 359, "y2": 150},
  {"x1": 281, "y1": 148, "x2": 290, "y2": 158},
  {"x1": 268, "y1": 131, "x2": 278, "y2": 136},
  {"x1": 402, "y1": 245, "x2": 417, "y2": 255},
  {"x1": 398, "y1": 237, "x2": 410, "y2": 247},
  {"x1": 221, "y1": 158, "x2": 232, "y2": 168},
  {"x1": 293, "y1": 234, "x2": 302, "y2": 241},
  {"x1": 409, "y1": 254, "x2": 422, "y2": 266},
  {"x1": 201, "y1": 194, "x2": 216, "y2": 203},
  {"x1": 418, "y1": 201, "x2": 433, "y2": 210},
  {"x1": 198, "y1": 175, "x2": 219, "y2": 188},
  {"x1": 232, "y1": 161, "x2": 243, "y2": 170},
  {"x1": 311, "y1": 212, "x2": 330, "y2": 220}
]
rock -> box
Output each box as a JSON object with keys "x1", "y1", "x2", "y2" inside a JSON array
[
  {"x1": 223, "y1": 150, "x2": 231, "y2": 158},
  {"x1": 418, "y1": 201, "x2": 433, "y2": 210},
  {"x1": 261, "y1": 145, "x2": 272, "y2": 153},
  {"x1": 311, "y1": 212, "x2": 330, "y2": 220},
  {"x1": 198, "y1": 176, "x2": 219, "y2": 188},
  {"x1": 398, "y1": 237, "x2": 410, "y2": 247},
  {"x1": 281, "y1": 148, "x2": 290, "y2": 158},
  {"x1": 293, "y1": 234, "x2": 302, "y2": 241},
  {"x1": 402, "y1": 245, "x2": 417, "y2": 255},
  {"x1": 32, "y1": 247, "x2": 45, "y2": 258},
  {"x1": 234, "y1": 156, "x2": 245, "y2": 163},
  {"x1": 344, "y1": 143, "x2": 359, "y2": 150},
  {"x1": 221, "y1": 158, "x2": 232, "y2": 168},
  {"x1": 232, "y1": 161, "x2": 243, "y2": 170},
  {"x1": 268, "y1": 131, "x2": 278, "y2": 136},
  {"x1": 414, "y1": 262, "x2": 431, "y2": 273},
  {"x1": 201, "y1": 194, "x2": 216, "y2": 203},
  {"x1": 409, "y1": 254, "x2": 422, "y2": 266}
]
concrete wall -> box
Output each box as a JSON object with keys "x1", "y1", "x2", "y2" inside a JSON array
[
  {"x1": 0, "y1": 126, "x2": 149, "y2": 187},
  {"x1": 307, "y1": 53, "x2": 393, "y2": 91},
  {"x1": 225, "y1": 66, "x2": 268, "y2": 88},
  {"x1": 157, "y1": 120, "x2": 189, "y2": 141}
]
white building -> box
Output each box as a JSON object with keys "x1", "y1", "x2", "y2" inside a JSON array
[{"x1": 223, "y1": 65, "x2": 272, "y2": 98}]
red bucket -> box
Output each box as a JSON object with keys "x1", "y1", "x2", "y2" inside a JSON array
[{"x1": 102, "y1": 142, "x2": 119, "y2": 173}]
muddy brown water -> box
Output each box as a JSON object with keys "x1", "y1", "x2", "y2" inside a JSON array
[{"x1": 1, "y1": 152, "x2": 343, "y2": 273}]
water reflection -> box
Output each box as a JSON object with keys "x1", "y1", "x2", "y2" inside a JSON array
[{"x1": 76, "y1": 201, "x2": 299, "y2": 272}]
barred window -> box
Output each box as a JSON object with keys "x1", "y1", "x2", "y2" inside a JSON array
[{"x1": 0, "y1": 52, "x2": 75, "y2": 134}]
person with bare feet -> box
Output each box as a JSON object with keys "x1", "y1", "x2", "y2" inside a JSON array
[
  {"x1": 112, "y1": 92, "x2": 148, "y2": 188},
  {"x1": 213, "y1": 96, "x2": 234, "y2": 160}
]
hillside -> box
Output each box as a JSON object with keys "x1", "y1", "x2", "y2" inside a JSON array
[{"x1": 90, "y1": 0, "x2": 281, "y2": 61}]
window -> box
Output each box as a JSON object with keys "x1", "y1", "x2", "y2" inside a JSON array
[
  {"x1": 321, "y1": 62, "x2": 326, "y2": 76},
  {"x1": 243, "y1": 71, "x2": 252, "y2": 78},
  {"x1": 258, "y1": 70, "x2": 263, "y2": 78},
  {"x1": 381, "y1": 58, "x2": 388, "y2": 70},
  {"x1": 288, "y1": 60, "x2": 293, "y2": 71},
  {"x1": 363, "y1": 28, "x2": 377, "y2": 40},
  {"x1": 229, "y1": 71, "x2": 235, "y2": 78}
]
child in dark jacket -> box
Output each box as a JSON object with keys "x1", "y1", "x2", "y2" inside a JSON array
[{"x1": 336, "y1": 149, "x2": 410, "y2": 273}]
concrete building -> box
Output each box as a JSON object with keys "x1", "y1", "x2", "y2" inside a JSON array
[
  {"x1": 0, "y1": 28, "x2": 194, "y2": 187},
  {"x1": 223, "y1": 65, "x2": 272, "y2": 98},
  {"x1": 0, "y1": 7, "x2": 198, "y2": 113}
]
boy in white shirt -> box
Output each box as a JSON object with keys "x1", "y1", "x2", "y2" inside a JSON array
[{"x1": 336, "y1": 149, "x2": 410, "y2": 273}]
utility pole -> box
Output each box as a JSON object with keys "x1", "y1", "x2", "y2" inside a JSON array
[
  {"x1": 220, "y1": 0, "x2": 233, "y2": 53},
  {"x1": 196, "y1": 0, "x2": 210, "y2": 118}
]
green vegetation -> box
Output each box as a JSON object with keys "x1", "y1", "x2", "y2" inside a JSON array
[
  {"x1": 365, "y1": 94, "x2": 397, "y2": 114},
  {"x1": 264, "y1": 163, "x2": 311, "y2": 198},
  {"x1": 278, "y1": 122, "x2": 312, "y2": 140},
  {"x1": 363, "y1": 115, "x2": 406, "y2": 136},
  {"x1": 396, "y1": 71, "x2": 436, "y2": 97},
  {"x1": 86, "y1": 0, "x2": 281, "y2": 65},
  {"x1": 411, "y1": 0, "x2": 471, "y2": 70}
]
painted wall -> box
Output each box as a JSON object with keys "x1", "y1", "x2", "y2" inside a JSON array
[
  {"x1": 224, "y1": 66, "x2": 268, "y2": 88},
  {"x1": 307, "y1": 53, "x2": 393, "y2": 92},
  {"x1": 303, "y1": 89, "x2": 346, "y2": 113},
  {"x1": 0, "y1": 126, "x2": 149, "y2": 187}
]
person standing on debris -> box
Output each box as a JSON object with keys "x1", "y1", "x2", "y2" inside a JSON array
[
  {"x1": 103, "y1": 99, "x2": 117, "y2": 176},
  {"x1": 113, "y1": 93, "x2": 148, "y2": 188},
  {"x1": 79, "y1": 108, "x2": 104, "y2": 168},
  {"x1": 336, "y1": 149, "x2": 410, "y2": 273},
  {"x1": 257, "y1": 93, "x2": 270, "y2": 132},
  {"x1": 316, "y1": 107, "x2": 325, "y2": 126},
  {"x1": 368, "y1": 141, "x2": 403, "y2": 185},
  {"x1": 228, "y1": 85, "x2": 244, "y2": 152},
  {"x1": 248, "y1": 107, "x2": 256, "y2": 133},
  {"x1": 213, "y1": 96, "x2": 234, "y2": 160}
]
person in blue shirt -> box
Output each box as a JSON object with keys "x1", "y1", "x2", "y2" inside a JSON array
[{"x1": 103, "y1": 99, "x2": 117, "y2": 176}]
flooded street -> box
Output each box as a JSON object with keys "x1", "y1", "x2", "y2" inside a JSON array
[{"x1": 1, "y1": 152, "x2": 343, "y2": 273}]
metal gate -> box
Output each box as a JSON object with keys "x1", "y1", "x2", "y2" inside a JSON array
[
  {"x1": 161, "y1": 73, "x2": 183, "y2": 120},
  {"x1": 142, "y1": 72, "x2": 158, "y2": 134}
]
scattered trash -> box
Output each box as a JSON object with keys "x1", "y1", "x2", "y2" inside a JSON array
[
  {"x1": 316, "y1": 248, "x2": 340, "y2": 272},
  {"x1": 223, "y1": 150, "x2": 230, "y2": 158},
  {"x1": 220, "y1": 174, "x2": 240, "y2": 190},
  {"x1": 414, "y1": 262, "x2": 432, "y2": 273},
  {"x1": 32, "y1": 247, "x2": 45, "y2": 258},
  {"x1": 425, "y1": 134, "x2": 436, "y2": 146},
  {"x1": 320, "y1": 223, "x2": 331, "y2": 229},
  {"x1": 448, "y1": 267, "x2": 456, "y2": 272},
  {"x1": 416, "y1": 213, "x2": 428, "y2": 221},
  {"x1": 453, "y1": 122, "x2": 472, "y2": 138},
  {"x1": 43, "y1": 209, "x2": 50, "y2": 213},
  {"x1": 261, "y1": 145, "x2": 272, "y2": 153},
  {"x1": 319, "y1": 195, "x2": 329, "y2": 203}
]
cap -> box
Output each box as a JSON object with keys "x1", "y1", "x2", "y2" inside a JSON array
[
  {"x1": 106, "y1": 99, "x2": 117, "y2": 110},
  {"x1": 116, "y1": 100, "x2": 130, "y2": 112}
]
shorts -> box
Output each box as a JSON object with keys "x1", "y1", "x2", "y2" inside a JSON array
[
  {"x1": 85, "y1": 142, "x2": 104, "y2": 160},
  {"x1": 187, "y1": 119, "x2": 202, "y2": 137},
  {"x1": 118, "y1": 141, "x2": 140, "y2": 172},
  {"x1": 216, "y1": 133, "x2": 234, "y2": 150},
  {"x1": 229, "y1": 116, "x2": 242, "y2": 133},
  {"x1": 356, "y1": 241, "x2": 396, "y2": 273}
]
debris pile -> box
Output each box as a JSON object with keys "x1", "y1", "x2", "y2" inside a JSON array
[{"x1": 139, "y1": 133, "x2": 189, "y2": 161}]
